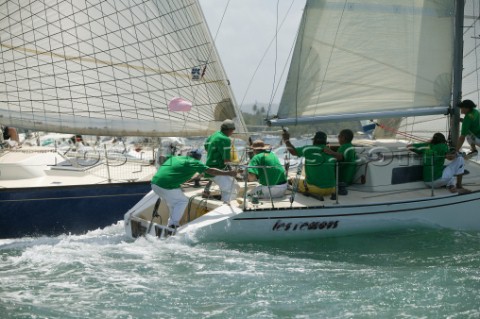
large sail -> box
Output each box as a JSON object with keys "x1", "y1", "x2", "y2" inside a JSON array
[
  {"x1": 375, "y1": 0, "x2": 478, "y2": 142},
  {"x1": 0, "y1": 0, "x2": 246, "y2": 137},
  {"x1": 271, "y1": 0, "x2": 455, "y2": 126}
]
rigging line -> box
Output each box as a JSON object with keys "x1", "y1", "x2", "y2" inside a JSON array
[
  {"x1": 5, "y1": 52, "x2": 179, "y2": 107},
  {"x1": 195, "y1": 0, "x2": 241, "y2": 128},
  {"x1": 270, "y1": 28, "x2": 297, "y2": 116},
  {"x1": 153, "y1": 0, "x2": 185, "y2": 128},
  {"x1": 312, "y1": 0, "x2": 348, "y2": 114},
  {"x1": 98, "y1": 0, "x2": 122, "y2": 122},
  {"x1": 407, "y1": 116, "x2": 415, "y2": 142},
  {"x1": 267, "y1": 0, "x2": 280, "y2": 118},
  {"x1": 179, "y1": 0, "x2": 206, "y2": 130},
  {"x1": 398, "y1": 116, "x2": 447, "y2": 126},
  {"x1": 293, "y1": 6, "x2": 308, "y2": 124},
  {"x1": 203, "y1": 0, "x2": 231, "y2": 66},
  {"x1": 114, "y1": 0, "x2": 136, "y2": 121},
  {"x1": 13, "y1": 1, "x2": 170, "y2": 77},
  {"x1": 2, "y1": 3, "x2": 220, "y2": 125},
  {"x1": 155, "y1": 1, "x2": 229, "y2": 127},
  {"x1": 86, "y1": 0, "x2": 107, "y2": 120},
  {"x1": 0, "y1": 43, "x2": 191, "y2": 79},
  {"x1": 6, "y1": 1, "x2": 209, "y2": 85},
  {"x1": 165, "y1": 0, "x2": 193, "y2": 132},
  {"x1": 7, "y1": 0, "x2": 197, "y2": 84},
  {"x1": 375, "y1": 122, "x2": 428, "y2": 142},
  {"x1": 177, "y1": 0, "x2": 227, "y2": 133},
  {"x1": 126, "y1": 0, "x2": 169, "y2": 120},
  {"x1": 2, "y1": 2, "x2": 206, "y2": 101},
  {"x1": 239, "y1": 0, "x2": 297, "y2": 111}
]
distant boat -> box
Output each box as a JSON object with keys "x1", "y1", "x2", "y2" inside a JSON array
[
  {"x1": 125, "y1": 0, "x2": 480, "y2": 242},
  {"x1": 0, "y1": 0, "x2": 247, "y2": 238}
]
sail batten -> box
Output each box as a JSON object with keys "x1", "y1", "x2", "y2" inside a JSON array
[{"x1": 0, "y1": 0, "x2": 246, "y2": 137}]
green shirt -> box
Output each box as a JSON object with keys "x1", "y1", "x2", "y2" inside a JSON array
[
  {"x1": 412, "y1": 142, "x2": 448, "y2": 182},
  {"x1": 151, "y1": 156, "x2": 209, "y2": 189},
  {"x1": 204, "y1": 131, "x2": 231, "y2": 170},
  {"x1": 337, "y1": 142, "x2": 357, "y2": 185},
  {"x1": 248, "y1": 151, "x2": 287, "y2": 186},
  {"x1": 461, "y1": 108, "x2": 480, "y2": 137},
  {"x1": 295, "y1": 145, "x2": 336, "y2": 188}
]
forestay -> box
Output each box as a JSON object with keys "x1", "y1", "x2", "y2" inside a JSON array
[
  {"x1": 0, "y1": 0, "x2": 246, "y2": 137},
  {"x1": 271, "y1": 0, "x2": 455, "y2": 126}
]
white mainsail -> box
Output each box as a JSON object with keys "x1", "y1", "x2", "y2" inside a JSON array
[
  {"x1": 271, "y1": 0, "x2": 455, "y2": 126},
  {"x1": 379, "y1": 0, "x2": 479, "y2": 142},
  {"x1": 0, "y1": 0, "x2": 246, "y2": 137}
]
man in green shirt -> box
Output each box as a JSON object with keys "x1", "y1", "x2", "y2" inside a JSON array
[
  {"x1": 151, "y1": 149, "x2": 236, "y2": 228},
  {"x1": 247, "y1": 140, "x2": 287, "y2": 198},
  {"x1": 204, "y1": 119, "x2": 239, "y2": 202},
  {"x1": 283, "y1": 130, "x2": 336, "y2": 198},
  {"x1": 456, "y1": 100, "x2": 480, "y2": 157},
  {"x1": 408, "y1": 133, "x2": 469, "y2": 193},
  {"x1": 324, "y1": 129, "x2": 357, "y2": 195}
]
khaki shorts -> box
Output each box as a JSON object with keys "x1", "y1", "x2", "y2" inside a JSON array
[{"x1": 295, "y1": 178, "x2": 335, "y2": 196}]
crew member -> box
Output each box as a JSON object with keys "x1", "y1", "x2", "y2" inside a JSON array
[{"x1": 151, "y1": 149, "x2": 236, "y2": 228}]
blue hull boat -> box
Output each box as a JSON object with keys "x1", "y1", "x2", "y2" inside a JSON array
[{"x1": 0, "y1": 182, "x2": 151, "y2": 238}]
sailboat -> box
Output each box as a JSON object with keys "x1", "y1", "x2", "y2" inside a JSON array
[
  {"x1": 0, "y1": 0, "x2": 247, "y2": 238},
  {"x1": 124, "y1": 0, "x2": 480, "y2": 242}
]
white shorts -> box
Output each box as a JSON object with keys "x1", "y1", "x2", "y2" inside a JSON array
[
  {"x1": 212, "y1": 175, "x2": 239, "y2": 202},
  {"x1": 249, "y1": 183, "x2": 287, "y2": 199},
  {"x1": 151, "y1": 184, "x2": 189, "y2": 227},
  {"x1": 425, "y1": 156, "x2": 465, "y2": 188}
]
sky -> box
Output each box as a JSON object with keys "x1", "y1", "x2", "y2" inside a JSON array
[{"x1": 198, "y1": 0, "x2": 306, "y2": 113}]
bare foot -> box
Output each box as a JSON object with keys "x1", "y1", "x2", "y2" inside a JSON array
[
  {"x1": 457, "y1": 188, "x2": 472, "y2": 194},
  {"x1": 447, "y1": 186, "x2": 457, "y2": 193},
  {"x1": 465, "y1": 150, "x2": 478, "y2": 159}
]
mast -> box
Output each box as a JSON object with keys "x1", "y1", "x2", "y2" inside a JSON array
[{"x1": 450, "y1": 0, "x2": 465, "y2": 147}]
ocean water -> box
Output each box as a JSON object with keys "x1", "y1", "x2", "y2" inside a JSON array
[{"x1": 1, "y1": 223, "x2": 480, "y2": 319}]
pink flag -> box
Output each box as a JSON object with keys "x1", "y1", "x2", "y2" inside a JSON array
[{"x1": 168, "y1": 97, "x2": 192, "y2": 112}]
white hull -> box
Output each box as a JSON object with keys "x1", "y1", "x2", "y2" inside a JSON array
[
  {"x1": 124, "y1": 188, "x2": 480, "y2": 243},
  {"x1": 179, "y1": 193, "x2": 480, "y2": 242},
  {"x1": 124, "y1": 143, "x2": 480, "y2": 243}
]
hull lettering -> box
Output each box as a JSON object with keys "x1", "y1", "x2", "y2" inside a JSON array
[{"x1": 272, "y1": 220, "x2": 339, "y2": 231}]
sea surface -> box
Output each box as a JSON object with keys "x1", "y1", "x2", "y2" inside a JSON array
[{"x1": 1, "y1": 223, "x2": 479, "y2": 319}]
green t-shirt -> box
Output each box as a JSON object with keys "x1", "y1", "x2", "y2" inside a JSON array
[
  {"x1": 412, "y1": 142, "x2": 448, "y2": 182},
  {"x1": 295, "y1": 144, "x2": 336, "y2": 188},
  {"x1": 151, "y1": 156, "x2": 209, "y2": 189},
  {"x1": 461, "y1": 108, "x2": 480, "y2": 137},
  {"x1": 337, "y1": 142, "x2": 357, "y2": 185},
  {"x1": 204, "y1": 131, "x2": 231, "y2": 170},
  {"x1": 248, "y1": 151, "x2": 287, "y2": 186}
]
